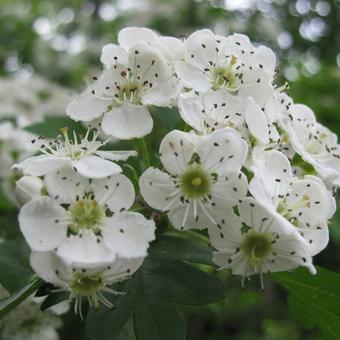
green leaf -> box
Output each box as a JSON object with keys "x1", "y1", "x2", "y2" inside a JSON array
[
  {"x1": 85, "y1": 259, "x2": 225, "y2": 340},
  {"x1": 149, "y1": 234, "x2": 213, "y2": 265},
  {"x1": 142, "y1": 259, "x2": 225, "y2": 305},
  {"x1": 86, "y1": 280, "x2": 137, "y2": 340},
  {"x1": 25, "y1": 116, "x2": 86, "y2": 138},
  {"x1": 0, "y1": 240, "x2": 32, "y2": 293},
  {"x1": 273, "y1": 266, "x2": 340, "y2": 338},
  {"x1": 133, "y1": 301, "x2": 185, "y2": 340},
  {"x1": 0, "y1": 276, "x2": 43, "y2": 318},
  {"x1": 40, "y1": 291, "x2": 69, "y2": 311}
]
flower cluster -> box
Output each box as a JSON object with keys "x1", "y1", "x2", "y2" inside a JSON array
[{"x1": 15, "y1": 27, "x2": 339, "y2": 312}]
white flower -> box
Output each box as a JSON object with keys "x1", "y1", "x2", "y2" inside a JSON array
[
  {"x1": 67, "y1": 43, "x2": 179, "y2": 139},
  {"x1": 30, "y1": 251, "x2": 143, "y2": 317},
  {"x1": 208, "y1": 198, "x2": 315, "y2": 288},
  {"x1": 178, "y1": 89, "x2": 269, "y2": 145},
  {"x1": 249, "y1": 149, "x2": 336, "y2": 255},
  {"x1": 15, "y1": 175, "x2": 44, "y2": 205},
  {"x1": 15, "y1": 127, "x2": 137, "y2": 178},
  {"x1": 282, "y1": 103, "x2": 340, "y2": 189},
  {"x1": 19, "y1": 167, "x2": 155, "y2": 266},
  {"x1": 103, "y1": 27, "x2": 184, "y2": 65},
  {"x1": 140, "y1": 129, "x2": 248, "y2": 230},
  {"x1": 175, "y1": 30, "x2": 276, "y2": 96}
]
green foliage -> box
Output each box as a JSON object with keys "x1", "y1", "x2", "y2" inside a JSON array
[
  {"x1": 86, "y1": 256, "x2": 225, "y2": 339},
  {"x1": 273, "y1": 267, "x2": 340, "y2": 339}
]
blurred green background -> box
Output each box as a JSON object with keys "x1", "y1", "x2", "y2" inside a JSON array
[{"x1": 1, "y1": 0, "x2": 340, "y2": 339}]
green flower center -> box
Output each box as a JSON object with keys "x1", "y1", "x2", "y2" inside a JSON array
[
  {"x1": 70, "y1": 273, "x2": 104, "y2": 304},
  {"x1": 240, "y1": 231, "x2": 273, "y2": 267},
  {"x1": 211, "y1": 56, "x2": 238, "y2": 91},
  {"x1": 69, "y1": 199, "x2": 105, "y2": 234},
  {"x1": 180, "y1": 167, "x2": 210, "y2": 198}
]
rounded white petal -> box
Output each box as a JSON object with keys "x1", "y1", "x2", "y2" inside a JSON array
[
  {"x1": 66, "y1": 92, "x2": 110, "y2": 122},
  {"x1": 94, "y1": 150, "x2": 137, "y2": 162},
  {"x1": 244, "y1": 97, "x2": 269, "y2": 145},
  {"x1": 101, "y1": 104, "x2": 153, "y2": 140},
  {"x1": 19, "y1": 197, "x2": 68, "y2": 251},
  {"x1": 104, "y1": 256, "x2": 144, "y2": 282},
  {"x1": 71, "y1": 155, "x2": 122, "y2": 178},
  {"x1": 15, "y1": 155, "x2": 70, "y2": 176},
  {"x1": 30, "y1": 251, "x2": 69, "y2": 287},
  {"x1": 100, "y1": 44, "x2": 128, "y2": 68},
  {"x1": 118, "y1": 27, "x2": 158, "y2": 50},
  {"x1": 15, "y1": 175, "x2": 44, "y2": 205},
  {"x1": 57, "y1": 230, "x2": 116, "y2": 267},
  {"x1": 91, "y1": 173, "x2": 135, "y2": 212},
  {"x1": 102, "y1": 212, "x2": 155, "y2": 258},
  {"x1": 159, "y1": 130, "x2": 199, "y2": 175},
  {"x1": 44, "y1": 167, "x2": 88, "y2": 204},
  {"x1": 139, "y1": 167, "x2": 178, "y2": 211},
  {"x1": 168, "y1": 201, "x2": 221, "y2": 230},
  {"x1": 298, "y1": 222, "x2": 329, "y2": 256},
  {"x1": 175, "y1": 61, "x2": 211, "y2": 92},
  {"x1": 178, "y1": 91, "x2": 205, "y2": 131},
  {"x1": 197, "y1": 128, "x2": 248, "y2": 173},
  {"x1": 159, "y1": 36, "x2": 185, "y2": 60}
]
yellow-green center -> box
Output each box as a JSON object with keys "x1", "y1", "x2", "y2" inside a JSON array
[
  {"x1": 240, "y1": 231, "x2": 273, "y2": 267},
  {"x1": 180, "y1": 167, "x2": 210, "y2": 198},
  {"x1": 70, "y1": 272, "x2": 103, "y2": 298},
  {"x1": 69, "y1": 199, "x2": 105, "y2": 234}
]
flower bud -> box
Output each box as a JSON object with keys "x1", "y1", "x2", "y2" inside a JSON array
[{"x1": 15, "y1": 176, "x2": 44, "y2": 205}]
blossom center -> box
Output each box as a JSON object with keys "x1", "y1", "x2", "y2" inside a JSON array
[
  {"x1": 241, "y1": 231, "x2": 273, "y2": 267},
  {"x1": 115, "y1": 79, "x2": 142, "y2": 105},
  {"x1": 180, "y1": 167, "x2": 210, "y2": 198},
  {"x1": 210, "y1": 56, "x2": 238, "y2": 91},
  {"x1": 69, "y1": 199, "x2": 105, "y2": 234}
]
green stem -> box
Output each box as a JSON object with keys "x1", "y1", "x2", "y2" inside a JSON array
[
  {"x1": 138, "y1": 138, "x2": 151, "y2": 169},
  {"x1": 0, "y1": 276, "x2": 43, "y2": 318}
]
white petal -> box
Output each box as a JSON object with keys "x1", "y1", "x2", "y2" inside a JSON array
[
  {"x1": 253, "y1": 45, "x2": 276, "y2": 79},
  {"x1": 297, "y1": 222, "x2": 329, "y2": 256},
  {"x1": 244, "y1": 97, "x2": 269, "y2": 145},
  {"x1": 159, "y1": 130, "x2": 199, "y2": 175},
  {"x1": 15, "y1": 175, "x2": 44, "y2": 205},
  {"x1": 175, "y1": 61, "x2": 211, "y2": 92},
  {"x1": 100, "y1": 44, "x2": 128, "y2": 68},
  {"x1": 118, "y1": 27, "x2": 159, "y2": 50},
  {"x1": 94, "y1": 150, "x2": 137, "y2": 161},
  {"x1": 208, "y1": 209, "x2": 242, "y2": 251},
  {"x1": 57, "y1": 230, "x2": 116, "y2": 267},
  {"x1": 139, "y1": 167, "x2": 178, "y2": 211},
  {"x1": 102, "y1": 212, "x2": 155, "y2": 258},
  {"x1": 128, "y1": 44, "x2": 169, "y2": 83},
  {"x1": 91, "y1": 173, "x2": 135, "y2": 212},
  {"x1": 72, "y1": 155, "x2": 122, "y2": 178},
  {"x1": 30, "y1": 251, "x2": 69, "y2": 287},
  {"x1": 211, "y1": 171, "x2": 248, "y2": 208},
  {"x1": 19, "y1": 197, "x2": 68, "y2": 251},
  {"x1": 141, "y1": 78, "x2": 179, "y2": 107},
  {"x1": 44, "y1": 167, "x2": 88, "y2": 204},
  {"x1": 66, "y1": 92, "x2": 111, "y2": 122},
  {"x1": 197, "y1": 128, "x2": 248, "y2": 173},
  {"x1": 104, "y1": 256, "x2": 144, "y2": 281},
  {"x1": 15, "y1": 155, "x2": 70, "y2": 176},
  {"x1": 159, "y1": 36, "x2": 185, "y2": 60},
  {"x1": 168, "y1": 201, "x2": 221, "y2": 230},
  {"x1": 178, "y1": 92, "x2": 205, "y2": 132},
  {"x1": 101, "y1": 104, "x2": 153, "y2": 140}
]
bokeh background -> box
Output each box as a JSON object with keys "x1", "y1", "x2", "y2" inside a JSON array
[{"x1": 1, "y1": 0, "x2": 340, "y2": 339}]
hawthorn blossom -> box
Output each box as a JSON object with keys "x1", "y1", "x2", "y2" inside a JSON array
[
  {"x1": 178, "y1": 89, "x2": 270, "y2": 145},
  {"x1": 30, "y1": 251, "x2": 143, "y2": 317},
  {"x1": 175, "y1": 30, "x2": 276, "y2": 98},
  {"x1": 105, "y1": 26, "x2": 184, "y2": 64},
  {"x1": 249, "y1": 149, "x2": 336, "y2": 255},
  {"x1": 67, "y1": 43, "x2": 179, "y2": 139},
  {"x1": 140, "y1": 129, "x2": 248, "y2": 230},
  {"x1": 209, "y1": 198, "x2": 315, "y2": 288},
  {"x1": 282, "y1": 103, "x2": 340, "y2": 189},
  {"x1": 19, "y1": 167, "x2": 155, "y2": 266},
  {"x1": 15, "y1": 176, "x2": 45, "y2": 205},
  {"x1": 15, "y1": 127, "x2": 137, "y2": 178}
]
